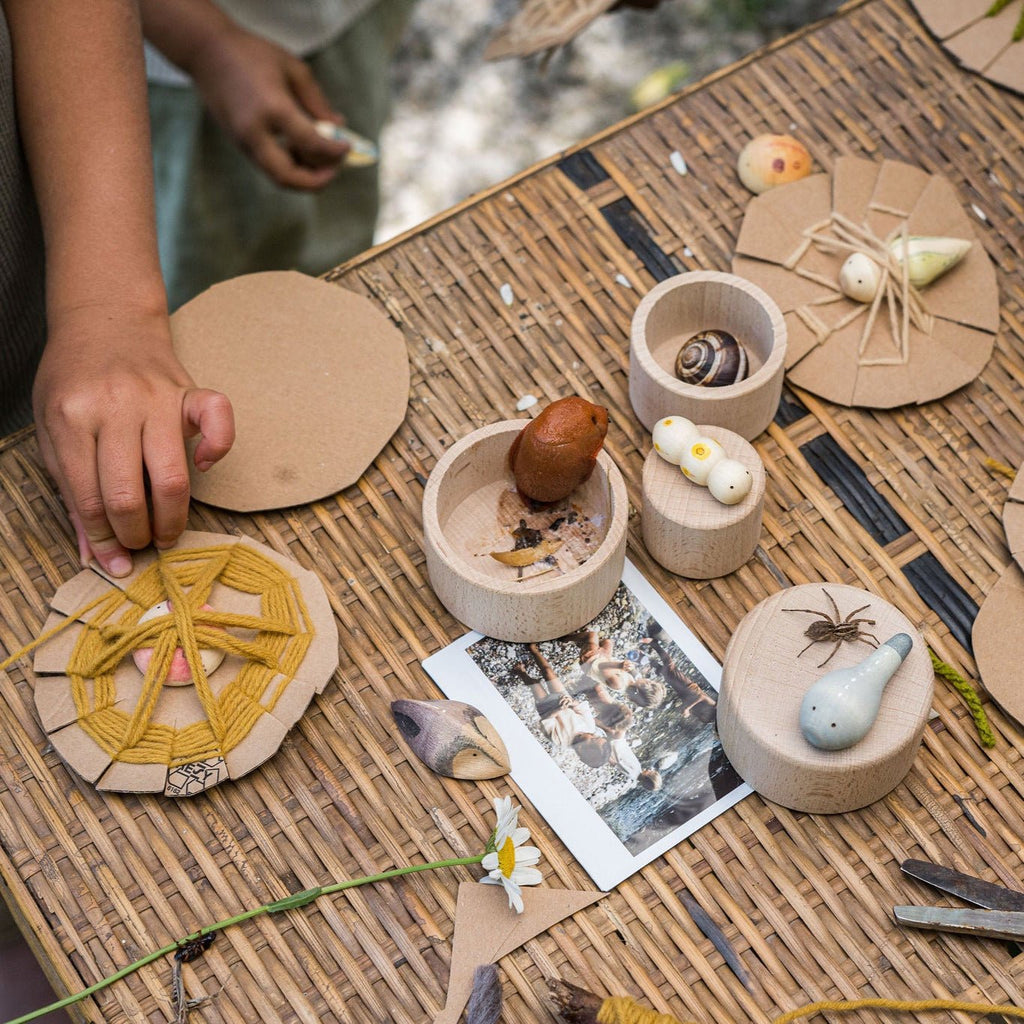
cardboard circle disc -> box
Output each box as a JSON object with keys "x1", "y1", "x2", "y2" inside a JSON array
[
  {"x1": 174, "y1": 271, "x2": 409, "y2": 512},
  {"x1": 32, "y1": 531, "x2": 339, "y2": 796},
  {"x1": 972, "y1": 563, "x2": 1024, "y2": 729},
  {"x1": 732, "y1": 156, "x2": 998, "y2": 408}
]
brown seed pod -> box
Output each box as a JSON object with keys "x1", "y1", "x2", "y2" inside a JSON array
[{"x1": 675, "y1": 330, "x2": 748, "y2": 387}]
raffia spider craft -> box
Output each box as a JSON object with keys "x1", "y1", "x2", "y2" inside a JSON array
[{"x1": 784, "y1": 588, "x2": 880, "y2": 667}]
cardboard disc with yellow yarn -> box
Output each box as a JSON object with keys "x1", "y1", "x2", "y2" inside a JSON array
[{"x1": 32, "y1": 531, "x2": 338, "y2": 796}]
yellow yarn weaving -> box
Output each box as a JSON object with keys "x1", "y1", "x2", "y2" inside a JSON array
[
  {"x1": 595, "y1": 995, "x2": 1024, "y2": 1024},
  {"x1": 30, "y1": 544, "x2": 313, "y2": 767}
]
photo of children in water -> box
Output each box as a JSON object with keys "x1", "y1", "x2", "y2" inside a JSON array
[{"x1": 423, "y1": 562, "x2": 750, "y2": 888}]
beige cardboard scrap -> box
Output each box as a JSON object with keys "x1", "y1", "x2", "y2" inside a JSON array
[
  {"x1": 1003, "y1": 499, "x2": 1024, "y2": 570},
  {"x1": 173, "y1": 271, "x2": 410, "y2": 513},
  {"x1": 734, "y1": 173, "x2": 832, "y2": 265},
  {"x1": 434, "y1": 882, "x2": 605, "y2": 1024},
  {"x1": 97, "y1": 761, "x2": 168, "y2": 795},
  {"x1": 943, "y1": 3, "x2": 1019, "y2": 73},
  {"x1": 865, "y1": 161, "x2": 930, "y2": 238},
  {"x1": 484, "y1": 0, "x2": 614, "y2": 60},
  {"x1": 911, "y1": 0, "x2": 992, "y2": 38},
  {"x1": 1009, "y1": 468, "x2": 1024, "y2": 504},
  {"x1": 48, "y1": 722, "x2": 112, "y2": 784},
  {"x1": 832, "y1": 156, "x2": 881, "y2": 226},
  {"x1": 972, "y1": 563, "x2": 1024, "y2": 727},
  {"x1": 33, "y1": 614, "x2": 83, "y2": 674},
  {"x1": 911, "y1": 0, "x2": 1024, "y2": 93}
]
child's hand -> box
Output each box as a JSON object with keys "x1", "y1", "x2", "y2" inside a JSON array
[
  {"x1": 32, "y1": 303, "x2": 234, "y2": 576},
  {"x1": 189, "y1": 24, "x2": 350, "y2": 189}
]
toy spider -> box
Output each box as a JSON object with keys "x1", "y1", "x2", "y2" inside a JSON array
[{"x1": 784, "y1": 588, "x2": 879, "y2": 668}]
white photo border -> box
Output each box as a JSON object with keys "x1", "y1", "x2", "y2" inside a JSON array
[{"x1": 422, "y1": 559, "x2": 752, "y2": 891}]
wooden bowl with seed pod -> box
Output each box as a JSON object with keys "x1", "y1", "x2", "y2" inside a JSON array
[
  {"x1": 629, "y1": 271, "x2": 787, "y2": 441},
  {"x1": 423, "y1": 421, "x2": 628, "y2": 642}
]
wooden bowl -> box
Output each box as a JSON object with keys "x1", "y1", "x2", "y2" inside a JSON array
[
  {"x1": 641, "y1": 426, "x2": 765, "y2": 579},
  {"x1": 629, "y1": 271, "x2": 787, "y2": 440},
  {"x1": 717, "y1": 583, "x2": 932, "y2": 814},
  {"x1": 423, "y1": 421, "x2": 628, "y2": 642}
]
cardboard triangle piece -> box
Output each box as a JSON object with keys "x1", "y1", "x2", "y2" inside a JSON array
[{"x1": 434, "y1": 882, "x2": 604, "y2": 1024}]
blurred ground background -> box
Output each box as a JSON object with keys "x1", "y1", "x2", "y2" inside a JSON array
[{"x1": 377, "y1": 0, "x2": 842, "y2": 241}]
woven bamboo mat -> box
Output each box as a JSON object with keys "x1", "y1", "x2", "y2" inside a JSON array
[{"x1": 2, "y1": 0, "x2": 1024, "y2": 1021}]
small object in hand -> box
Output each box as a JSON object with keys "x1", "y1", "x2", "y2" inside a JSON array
[
  {"x1": 651, "y1": 415, "x2": 700, "y2": 464},
  {"x1": 737, "y1": 133, "x2": 812, "y2": 194},
  {"x1": 508, "y1": 396, "x2": 609, "y2": 504},
  {"x1": 675, "y1": 329, "x2": 748, "y2": 387},
  {"x1": 785, "y1": 588, "x2": 880, "y2": 668},
  {"x1": 391, "y1": 699, "x2": 510, "y2": 779},
  {"x1": 706, "y1": 457, "x2": 752, "y2": 505},
  {"x1": 800, "y1": 633, "x2": 912, "y2": 750},
  {"x1": 313, "y1": 120, "x2": 379, "y2": 166},
  {"x1": 678, "y1": 436, "x2": 725, "y2": 486}
]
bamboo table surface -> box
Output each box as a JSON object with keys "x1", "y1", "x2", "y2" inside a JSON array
[{"x1": 2, "y1": 0, "x2": 1024, "y2": 1021}]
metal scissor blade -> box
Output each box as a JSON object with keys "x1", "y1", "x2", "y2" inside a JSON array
[
  {"x1": 894, "y1": 905, "x2": 1024, "y2": 942},
  {"x1": 900, "y1": 859, "x2": 1024, "y2": 913}
]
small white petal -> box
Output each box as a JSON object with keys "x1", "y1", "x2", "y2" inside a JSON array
[
  {"x1": 516, "y1": 394, "x2": 538, "y2": 411},
  {"x1": 479, "y1": 876, "x2": 501, "y2": 887},
  {"x1": 513, "y1": 846, "x2": 541, "y2": 866},
  {"x1": 669, "y1": 150, "x2": 688, "y2": 176},
  {"x1": 971, "y1": 204, "x2": 987, "y2": 222},
  {"x1": 510, "y1": 826, "x2": 530, "y2": 846},
  {"x1": 481, "y1": 853, "x2": 499, "y2": 872},
  {"x1": 499, "y1": 283, "x2": 515, "y2": 306},
  {"x1": 511, "y1": 866, "x2": 543, "y2": 887},
  {"x1": 615, "y1": 273, "x2": 632, "y2": 288},
  {"x1": 683, "y1": 246, "x2": 693, "y2": 258}
]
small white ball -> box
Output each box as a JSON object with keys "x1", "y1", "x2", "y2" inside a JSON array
[
  {"x1": 651, "y1": 416, "x2": 699, "y2": 464},
  {"x1": 838, "y1": 252, "x2": 881, "y2": 303},
  {"x1": 707, "y1": 458, "x2": 753, "y2": 505},
  {"x1": 678, "y1": 437, "x2": 725, "y2": 485}
]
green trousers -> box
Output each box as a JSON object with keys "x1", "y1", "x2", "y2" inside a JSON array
[{"x1": 148, "y1": 0, "x2": 415, "y2": 311}]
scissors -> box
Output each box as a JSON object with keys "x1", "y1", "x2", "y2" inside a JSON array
[{"x1": 894, "y1": 858, "x2": 1024, "y2": 941}]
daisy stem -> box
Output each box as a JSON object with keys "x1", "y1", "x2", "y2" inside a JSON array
[{"x1": 2, "y1": 855, "x2": 485, "y2": 1024}]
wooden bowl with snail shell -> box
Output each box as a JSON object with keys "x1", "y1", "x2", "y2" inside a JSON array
[
  {"x1": 422, "y1": 421, "x2": 628, "y2": 642},
  {"x1": 629, "y1": 271, "x2": 787, "y2": 441}
]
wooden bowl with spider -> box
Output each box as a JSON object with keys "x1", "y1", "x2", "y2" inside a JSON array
[
  {"x1": 629, "y1": 271, "x2": 787, "y2": 441},
  {"x1": 717, "y1": 582, "x2": 932, "y2": 814},
  {"x1": 423, "y1": 420, "x2": 628, "y2": 642}
]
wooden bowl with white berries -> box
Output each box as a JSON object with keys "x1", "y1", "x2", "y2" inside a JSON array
[
  {"x1": 629, "y1": 271, "x2": 787, "y2": 441},
  {"x1": 641, "y1": 417, "x2": 765, "y2": 579}
]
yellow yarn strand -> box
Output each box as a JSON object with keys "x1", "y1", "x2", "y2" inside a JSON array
[
  {"x1": 595, "y1": 995, "x2": 1024, "y2": 1024},
  {"x1": 1, "y1": 543, "x2": 317, "y2": 769}
]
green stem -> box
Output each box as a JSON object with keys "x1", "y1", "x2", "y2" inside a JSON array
[{"x1": 3, "y1": 855, "x2": 485, "y2": 1024}]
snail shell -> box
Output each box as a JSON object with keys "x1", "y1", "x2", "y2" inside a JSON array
[
  {"x1": 675, "y1": 330, "x2": 748, "y2": 388},
  {"x1": 391, "y1": 699, "x2": 510, "y2": 780}
]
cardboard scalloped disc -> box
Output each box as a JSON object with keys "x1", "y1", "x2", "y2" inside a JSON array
[
  {"x1": 1003, "y1": 465, "x2": 1024, "y2": 572},
  {"x1": 174, "y1": 271, "x2": 409, "y2": 512},
  {"x1": 32, "y1": 531, "x2": 338, "y2": 796},
  {"x1": 972, "y1": 563, "x2": 1024, "y2": 729},
  {"x1": 909, "y1": 0, "x2": 1024, "y2": 95},
  {"x1": 732, "y1": 156, "x2": 998, "y2": 409}
]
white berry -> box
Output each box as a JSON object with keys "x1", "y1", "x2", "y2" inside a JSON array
[
  {"x1": 651, "y1": 416, "x2": 699, "y2": 464},
  {"x1": 707, "y1": 458, "x2": 753, "y2": 505},
  {"x1": 678, "y1": 437, "x2": 725, "y2": 485}
]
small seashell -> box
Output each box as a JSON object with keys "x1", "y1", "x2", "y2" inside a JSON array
[
  {"x1": 838, "y1": 252, "x2": 882, "y2": 303},
  {"x1": 706, "y1": 458, "x2": 752, "y2": 505},
  {"x1": 391, "y1": 699, "x2": 510, "y2": 779},
  {"x1": 679, "y1": 436, "x2": 725, "y2": 485},
  {"x1": 737, "y1": 134, "x2": 813, "y2": 194},
  {"x1": 651, "y1": 415, "x2": 700, "y2": 464},
  {"x1": 887, "y1": 236, "x2": 971, "y2": 288},
  {"x1": 675, "y1": 330, "x2": 748, "y2": 387}
]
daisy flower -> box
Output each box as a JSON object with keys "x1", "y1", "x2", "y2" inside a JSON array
[{"x1": 480, "y1": 796, "x2": 542, "y2": 913}]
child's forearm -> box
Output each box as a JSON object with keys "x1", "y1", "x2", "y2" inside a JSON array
[{"x1": 6, "y1": 0, "x2": 167, "y2": 323}]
